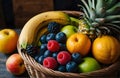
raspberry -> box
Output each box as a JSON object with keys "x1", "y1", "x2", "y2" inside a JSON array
[
  {"x1": 57, "y1": 51, "x2": 71, "y2": 65},
  {"x1": 47, "y1": 40, "x2": 60, "y2": 52},
  {"x1": 43, "y1": 57, "x2": 58, "y2": 69}
]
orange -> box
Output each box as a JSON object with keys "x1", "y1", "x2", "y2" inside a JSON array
[
  {"x1": 92, "y1": 35, "x2": 120, "y2": 64},
  {"x1": 66, "y1": 33, "x2": 91, "y2": 56}
]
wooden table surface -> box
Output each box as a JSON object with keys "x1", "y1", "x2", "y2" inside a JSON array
[
  {"x1": 0, "y1": 29, "x2": 120, "y2": 78},
  {"x1": 0, "y1": 29, "x2": 29, "y2": 78}
]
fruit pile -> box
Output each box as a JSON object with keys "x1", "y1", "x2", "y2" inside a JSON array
[
  {"x1": 25, "y1": 21, "x2": 101, "y2": 73},
  {"x1": 19, "y1": 0, "x2": 120, "y2": 74},
  {"x1": 26, "y1": 22, "x2": 81, "y2": 73}
]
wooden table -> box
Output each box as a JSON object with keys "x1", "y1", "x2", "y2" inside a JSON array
[
  {"x1": 0, "y1": 29, "x2": 29, "y2": 78},
  {"x1": 0, "y1": 53, "x2": 29, "y2": 78}
]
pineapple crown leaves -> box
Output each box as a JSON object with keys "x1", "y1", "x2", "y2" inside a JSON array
[{"x1": 79, "y1": 0, "x2": 120, "y2": 38}]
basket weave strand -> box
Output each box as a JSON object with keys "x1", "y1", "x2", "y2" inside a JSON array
[{"x1": 17, "y1": 11, "x2": 120, "y2": 78}]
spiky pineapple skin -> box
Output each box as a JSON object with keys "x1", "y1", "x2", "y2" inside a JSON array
[{"x1": 78, "y1": 0, "x2": 120, "y2": 40}]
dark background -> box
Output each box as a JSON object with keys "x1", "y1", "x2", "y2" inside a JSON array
[{"x1": 0, "y1": 0, "x2": 80, "y2": 29}]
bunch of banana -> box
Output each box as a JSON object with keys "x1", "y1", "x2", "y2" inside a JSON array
[{"x1": 19, "y1": 11, "x2": 71, "y2": 49}]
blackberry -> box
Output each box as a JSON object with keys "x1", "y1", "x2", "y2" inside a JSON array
[
  {"x1": 26, "y1": 45, "x2": 38, "y2": 57},
  {"x1": 48, "y1": 22, "x2": 61, "y2": 33}
]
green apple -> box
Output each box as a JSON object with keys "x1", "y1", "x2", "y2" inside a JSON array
[
  {"x1": 61, "y1": 25, "x2": 78, "y2": 38},
  {"x1": 78, "y1": 57, "x2": 101, "y2": 73}
]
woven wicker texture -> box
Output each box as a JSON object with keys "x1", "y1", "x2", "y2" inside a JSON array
[{"x1": 17, "y1": 11, "x2": 120, "y2": 78}]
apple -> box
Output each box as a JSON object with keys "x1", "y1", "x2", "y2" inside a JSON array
[
  {"x1": 61, "y1": 25, "x2": 77, "y2": 38},
  {"x1": 66, "y1": 33, "x2": 91, "y2": 56},
  {"x1": 6, "y1": 53, "x2": 26, "y2": 75},
  {"x1": 0, "y1": 29, "x2": 19, "y2": 54},
  {"x1": 78, "y1": 57, "x2": 101, "y2": 73}
]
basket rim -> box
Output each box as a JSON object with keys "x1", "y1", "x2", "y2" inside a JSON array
[
  {"x1": 17, "y1": 42, "x2": 120, "y2": 77},
  {"x1": 17, "y1": 10, "x2": 120, "y2": 77}
]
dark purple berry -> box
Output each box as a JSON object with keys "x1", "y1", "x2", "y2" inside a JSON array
[
  {"x1": 37, "y1": 55, "x2": 45, "y2": 64},
  {"x1": 52, "y1": 52, "x2": 59, "y2": 59},
  {"x1": 44, "y1": 50, "x2": 52, "y2": 57},
  {"x1": 72, "y1": 53, "x2": 82, "y2": 64},
  {"x1": 26, "y1": 45, "x2": 38, "y2": 57},
  {"x1": 40, "y1": 44, "x2": 47, "y2": 55},
  {"x1": 48, "y1": 22, "x2": 60, "y2": 33},
  {"x1": 55, "y1": 32, "x2": 67, "y2": 43},
  {"x1": 40, "y1": 34, "x2": 47, "y2": 44},
  {"x1": 59, "y1": 43, "x2": 67, "y2": 51},
  {"x1": 66, "y1": 61, "x2": 78, "y2": 73},
  {"x1": 46, "y1": 33, "x2": 56, "y2": 42},
  {"x1": 58, "y1": 65, "x2": 66, "y2": 72}
]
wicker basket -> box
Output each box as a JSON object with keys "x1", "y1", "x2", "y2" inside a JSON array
[{"x1": 17, "y1": 11, "x2": 120, "y2": 78}]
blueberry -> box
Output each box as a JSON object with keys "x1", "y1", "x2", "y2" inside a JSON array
[
  {"x1": 58, "y1": 65, "x2": 66, "y2": 72},
  {"x1": 52, "y1": 52, "x2": 58, "y2": 59},
  {"x1": 66, "y1": 61, "x2": 78, "y2": 73},
  {"x1": 44, "y1": 50, "x2": 52, "y2": 57},
  {"x1": 59, "y1": 43, "x2": 67, "y2": 51},
  {"x1": 72, "y1": 53, "x2": 82, "y2": 64},
  {"x1": 55, "y1": 32, "x2": 67, "y2": 43},
  {"x1": 37, "y1": 55, "x2": 45, "y2": 64},
  {"x1": 46, "y1": 33, "x2": 56, "y2": 42},
  {"x1": 40, "y1": 34, "x2": 47, "y2": 44},
  {"x1": 48, "y1": 22, "x2": 61, "y2": 33},
  {"x1": 40, "y1": 44, "x2": 47, "y2": 55}
]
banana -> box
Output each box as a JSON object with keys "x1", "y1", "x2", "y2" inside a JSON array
[{"x1": 19, "y1": 11, "x2": 71, "y2": 49}]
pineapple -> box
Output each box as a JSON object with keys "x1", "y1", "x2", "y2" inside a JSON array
[{"x1": 78, "y1": 0, "x2": 120, "y2": 40}]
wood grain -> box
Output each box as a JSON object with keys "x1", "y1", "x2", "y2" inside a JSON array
[{"x1": 13, "y1": 0, "x2": 53, "y2": 28}]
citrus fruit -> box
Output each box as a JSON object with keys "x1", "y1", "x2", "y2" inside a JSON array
[
  {"x1": 92, "y1": 35, "x2": 120, "y2": 64},
  {"x1": 66, "y1": 33, "x2": 91, "y2": 56}
]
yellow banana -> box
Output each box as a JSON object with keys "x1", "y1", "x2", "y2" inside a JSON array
[{"x1": 19, "y1": 11, "x2": 71, "y2": 49}]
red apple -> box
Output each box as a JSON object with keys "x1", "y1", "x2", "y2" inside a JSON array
[
  {"x1": 6, "y1": 53, "x2": 26, "y2": 75},
  {"x1": 0, "y1": 29, "x2": 19, "y2": 54}
]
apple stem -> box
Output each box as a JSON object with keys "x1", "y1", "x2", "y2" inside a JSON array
[{"x1": 4, "y1": 31, "x2": 9, "y2": 35}]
